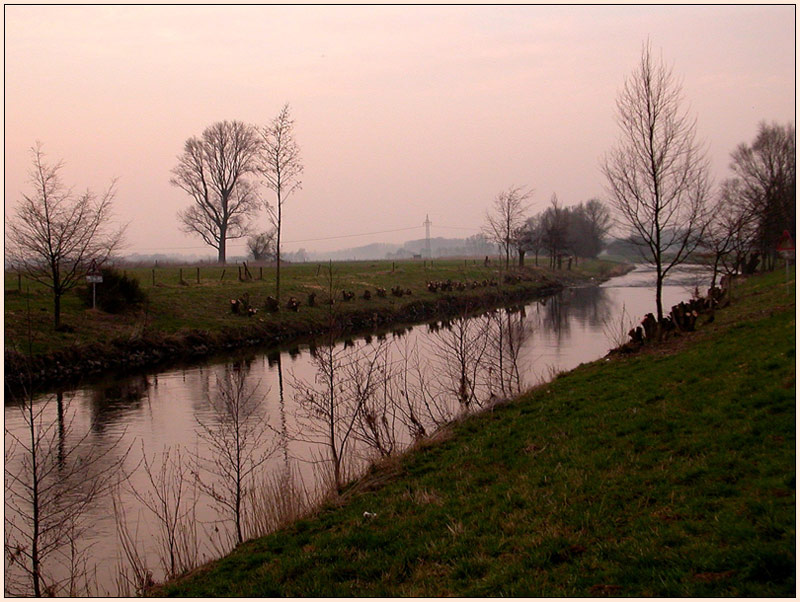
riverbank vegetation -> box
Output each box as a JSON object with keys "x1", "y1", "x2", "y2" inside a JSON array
[
  {"x1": 4, "y1": 258, "x2": 627, "y2": 387},
  {"x1": 157, "y1": 267, "x2": 795, "y2": 597}
]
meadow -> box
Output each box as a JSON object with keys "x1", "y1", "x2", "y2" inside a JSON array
[{"x1": 4, "y1": 258, "x2": 622, "y2": 358}]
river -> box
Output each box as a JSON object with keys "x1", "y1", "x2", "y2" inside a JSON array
[{"x1": 3, "y1": 264, "x2": 711, "y2": 595}]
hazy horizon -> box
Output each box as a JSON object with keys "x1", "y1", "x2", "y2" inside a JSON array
[{"x1": 4, "y1": 5, "x2": 795, "y2": 257}]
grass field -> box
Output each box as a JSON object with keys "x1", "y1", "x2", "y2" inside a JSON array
[
  {"x1": 4, "y1": 258, "x2": 621, "y2": 357},
  {"x1": 156, "y1": 268, "x2": 795, "y2": 597}
]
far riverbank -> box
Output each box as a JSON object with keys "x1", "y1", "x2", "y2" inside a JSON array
[{"x1": 4, "y1": 259, "x2": 632, "y2": 390}]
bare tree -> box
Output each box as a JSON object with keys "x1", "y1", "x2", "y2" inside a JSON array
[
  {"x1": 247, "y1": 229, "x2": 277, "y2": 262},
  {"x1": 703, "y1": 178, "x2": 759, "y2": 290},
  {"x1": 483, "y1": 186, "x2": 531, "y2": 270},
  {"x1": 126, "y1": 444, "x2": 198, "y2": 580},
  {"x1": 485, "y1": 308, "x2": 532, "y2": 399},
  {"x1": 352, "y1": 344, "x2": 402, "y2": 459},
  {"x1": 518, "y1": 214, "x2": 545, "y2": 266},
  {"x1": 293, "y1": 337, "x2": 388, "y2": 492},
  {"x1": 6, "y1": 143, "x2": 125, "y2": 329},
  {"x1": 540, "y1": 194, "x2": 571, "y2": 269},
  {"x1": 572, "y1": 198, "x2": 612, "y2": 259},
  {"x1": 259, "y1": 104, "x2": 304, "y2": 306},
  {"x1": 428, "y1": 312, "x2": 491, "y2": 410},
  {"x1": 602, "y1": 42, "x2": 710, "y2": 321},
  {"x1": 730, "y1": 121, "x2": 795, "y2": 271},
  {"x1": 5, "y1": 385, "x2": 128, "y2": 596},
  {"x1": 388, "y1": 337, "x2": 452, "y2": 437},
  {"x1": 193, "y1": 366, "x2": 274, "y2": 545},
  {"x1": 171, "y1": 121, "x2": 261, "y2": 264}
]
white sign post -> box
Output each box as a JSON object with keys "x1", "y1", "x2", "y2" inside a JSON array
[{"x1": 86, "y1": 272, "x2": 103, "y2": 309}]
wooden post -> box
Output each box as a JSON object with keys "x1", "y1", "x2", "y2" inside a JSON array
[
  {"x1": 260, "y1": 266, "x2": 263, "y2": 280},
  {"x1": 238, "y1": 266, "x2": 242, "y2": 281},
  {"x1": 197, "y1": 267, "x2": 200, "y2": 283},
  {"x1": 18, "y1": 273, "x2": 21, "y2": 292},
  {"x1": 179, "y1": 268, "x2": 183, "y2": 283},
  {"x1": 220, "y1": 269, "x2": 226, "y2": 281},
  {"x1": 152, "y1": 269, "x2": 155, "y2": 286}
]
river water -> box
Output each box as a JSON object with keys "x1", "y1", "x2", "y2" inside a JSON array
[{"x1": 3, "y1": 264, "x2": 711, "y2": 595}]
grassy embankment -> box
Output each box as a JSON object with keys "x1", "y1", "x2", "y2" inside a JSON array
[
  {"x1": 157, "y1": 268, "x2": 795, "y2": 597},
  {"x1": 4, "y1": 258, "x2": 623, "y2": 384}
]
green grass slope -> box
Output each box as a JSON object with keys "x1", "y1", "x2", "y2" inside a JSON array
[{"x1": 158, "y1": 269, "x2": 795, "y2": 597}]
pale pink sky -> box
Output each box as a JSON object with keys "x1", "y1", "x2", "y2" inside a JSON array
[{"x1": 4, "y1": 5, "x2": 795, "y2": 256}]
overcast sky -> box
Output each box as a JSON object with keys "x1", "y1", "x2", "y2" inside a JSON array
[{"x1": 4, "y1": 5, "x2": 795, "y2": 257}]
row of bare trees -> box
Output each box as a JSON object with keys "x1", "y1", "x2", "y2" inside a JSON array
[
  {"x1": 172, "y1": 104, "x2": 303, "y2": 305},
  {"x1": 481, "y1": 42, "x2": 793, "y2": 325},
  {"x1": 293, "y1": 266, "x2": 534, "y2": 491},
  {"x1": 5, "y1": 105, "x2": 301, "y2": 331},
  {"x1": 482, "y1": 187, "x2": 612, "y2": 271},
  {"x1": 520, "y1": 197, "x2": 612, "y2": 269},
  {"x1": 603, "y1": 41, "x2": 794, "y2": 320}
]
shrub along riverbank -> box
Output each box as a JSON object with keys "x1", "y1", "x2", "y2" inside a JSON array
[
  {"x1": 156, "y1": 268, "x2": 795, "y2": 597},
  {"x1": 4, "y1": 258, "x2": 626, "y2": 389}
]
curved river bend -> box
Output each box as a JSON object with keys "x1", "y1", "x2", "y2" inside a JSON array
[{"x1": 4, "y1": 264, "x2": 710, "y2": 595}]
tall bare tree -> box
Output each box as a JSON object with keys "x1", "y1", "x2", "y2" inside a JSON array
[
  {"x1": 730, "y1": 121, "x2": 795, "y2": 271},
  {"x1": 171, "y1": 121, "x2": 261, "y2": 264},
  {"x1": 6, "y1": 144, "x2": 125, "y2": 329},
  {"x1": 483, "y1": 186, "x2": 531, "y2": 269},
  {"x1": 602, "y1": 42, "x2": 710, "y2": 320},
  {"x1": 194, "y1": 366, "x2": 274, "y2": 546},
  {"x1": 259, "y1": 104, "x2": 303, "y2": 306}
]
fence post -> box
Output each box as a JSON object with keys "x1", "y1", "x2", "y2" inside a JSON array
[
  {"x1": 260, "y1": 266, "x2": 263, "y2": 280},
  {"x1": 18, "y1": 273, "x2": 22, "y2": 292},
  {"x1": 197, "y1": 267, "x2": 200, "y2": 284},
  {"x1": 179, "y1": 268, "x2": 183, "y2": 283},
  {"x1": 152, "y1": 269, "x2": 155, "y2": 286}
]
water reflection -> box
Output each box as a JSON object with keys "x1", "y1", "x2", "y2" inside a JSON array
[
  {"x1": 535, "y1": 286, "x2": 613, "y2": 343},
  {"x1": 87, "y1": 376, "x2": 150, "y2": 432},
  {"x1": 5, "y1": 266, "x2": 709, "y2": 595}
]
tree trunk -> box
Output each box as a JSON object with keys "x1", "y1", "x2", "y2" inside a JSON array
[
  {"x1": 276, "y1": 199, "x2": 282, "y2": 308},
  {"x1": 655, "y1": 271, "x2": 664, "y2": 322},
  {"x1": 218, "y1": 233, "x2": 227, "y2": 264},
  {"x1": 53, "y1": 292, "x2": 61, "y2": 329}
]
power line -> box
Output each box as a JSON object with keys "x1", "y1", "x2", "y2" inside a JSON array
[
  {"x1": 283, "y1": 225, "x2": 422, "y2": 244},
  {"x1": 433, "y1": 224, "x2": 482, "y2": 232}
]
